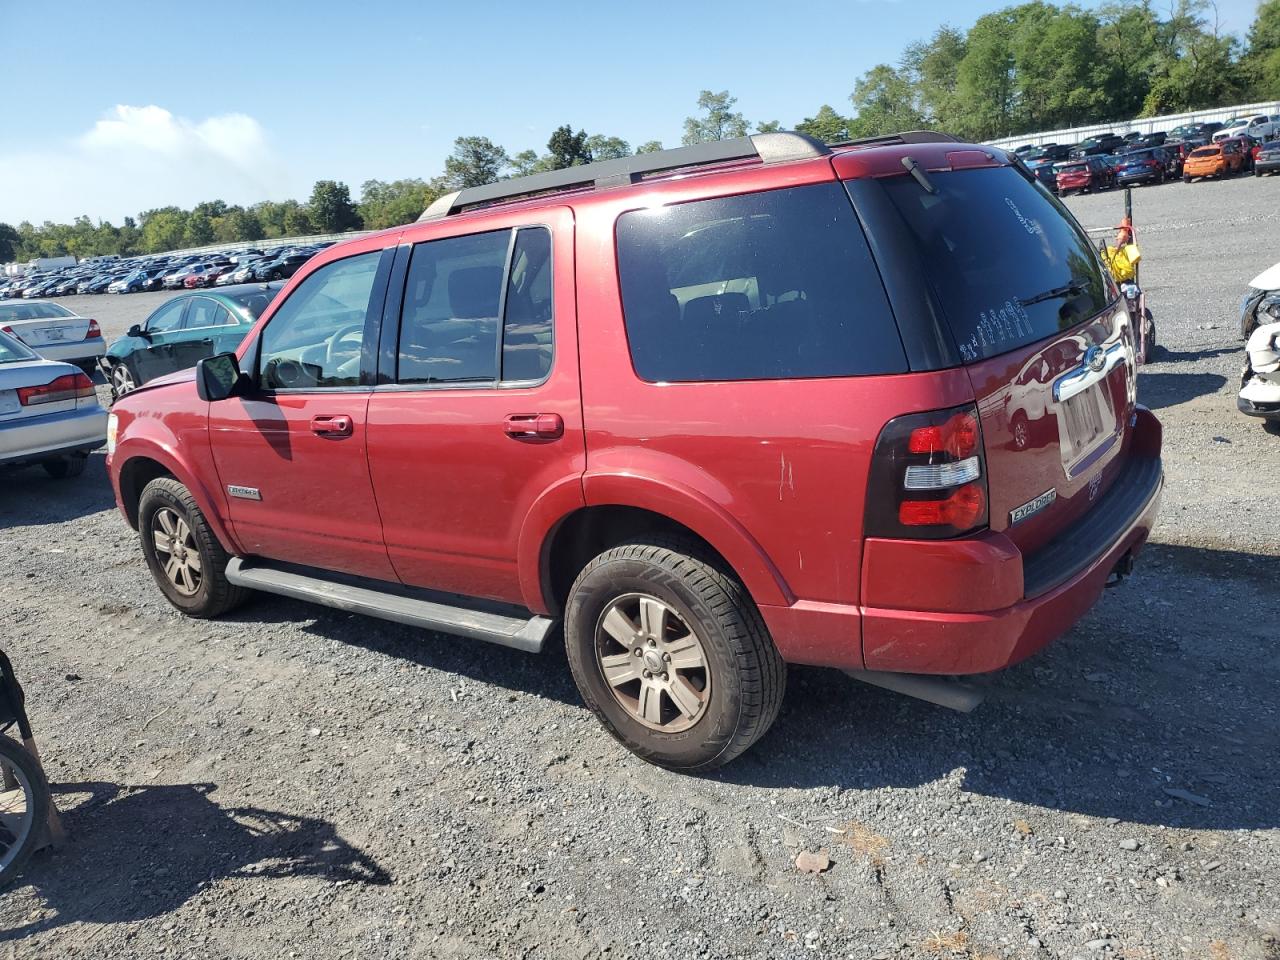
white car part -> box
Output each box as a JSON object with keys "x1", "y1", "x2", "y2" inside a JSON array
[{"x1": 1248, "y1": 262, "x2": 1280, "y2": 292}]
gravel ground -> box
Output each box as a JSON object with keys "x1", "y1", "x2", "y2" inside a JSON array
[{"x1": 1, "y1": 178, "x2": 1278, "y2": 960}]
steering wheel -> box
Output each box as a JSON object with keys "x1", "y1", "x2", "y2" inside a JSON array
[{"x1": 324, "y1": 323, "x2": 365, "y2": 366}]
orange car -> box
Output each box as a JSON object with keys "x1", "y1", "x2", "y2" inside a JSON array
[{"x1": 1182, "y1": 139, "x2": 1247, "y2": 181}]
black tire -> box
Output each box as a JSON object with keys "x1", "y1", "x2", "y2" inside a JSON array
[
  {"x1": 0, "y1": 735, "x2": 51, "y2": 889},
  {"x1": 137, "y1": 477, "x2": 248, "y2": 618},
  {"x1": 42, "y1": 454, "x2": 87, "y2": 479},
  {"x1": 564, "y1": 538, "x2": 785, "y2": 770},
  {"x1": 1183, "y1": 175, "x2": 1192, "y2": 183},
  {"x1": 1256, "y1": 168, "x2": 1263, "y2": 177},
  {"x1": 1263, "y1": 420, "x2": 1280, "y2": 437}
]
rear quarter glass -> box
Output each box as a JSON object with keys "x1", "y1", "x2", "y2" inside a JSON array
[{"x1": 851, "y1": 166, "x2": 1111, "y2": 365}]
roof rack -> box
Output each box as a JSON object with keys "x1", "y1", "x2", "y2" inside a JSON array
[
  {"x1": 418, "y1": 131, "x2": 831, "y2": 221},
  {"x1": 830, "y1": 130, "x2": 962, "y2": 149}
]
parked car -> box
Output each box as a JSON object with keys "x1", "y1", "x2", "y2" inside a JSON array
[
  {"x1": 1213, "y1": 115, "x2": 1280, "y2": 143},
  {"x1": 0, "y1": 329, "x2": 106, "y2": 479},
  {"x1": 1027, "y1": 158, "x2": 1060, "y2": 192},
  {"x1": 0, "y1": 300, "x2": 105, "y2": 374},
  {"x1": 251, "y1": 251, "x2": 312, "y2": 281},
  {"x1": 1056, "y1": 157, "x2": 1113, "y2": 194},
  {"x1": 1182, "y1": 141, "x2": 1247, "y2": 181},
  {"x1": 184, "y1": 263, "x2": 234, "y2": 288},
  {"x1": 1023, "y1": 143, "x2": 1073, "y2": 165},
  {"x1": 105, "y1": 131, "x2": 1163, "y2": 769},
  {"x1": 1255, "y1": 140, "x2": 1280, "y2": 176},
  {"x1": 1114, "y1": 147, "x2": 1171, "y2": 186},
  {"x1": 1071, "y1": 134, "x2": 1126, "y2": 157},
  {"x1": 1167, "y1": 121, "x2": 1222, "y2": 142},
  {"x1": 100, "y1": 283, "x2": 284, "y2": 400}
]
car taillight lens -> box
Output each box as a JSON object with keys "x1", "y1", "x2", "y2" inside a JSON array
[
  {"x1": 85, "y1": 319, "x2": 101, "y2": 339},
  {"x1": 865, "y1": 404, "x2": 989, "y2": 540},
  {"x1": 17, "y1": 372, "x2": 96, "y2": 406}
]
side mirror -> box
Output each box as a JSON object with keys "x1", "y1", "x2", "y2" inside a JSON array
[
  {"x1": 128, "y1": 323, "x2": 148, "y2": 339},
  {"x1": 196, "y1": 352, "x2": 248, "y2": 403}
]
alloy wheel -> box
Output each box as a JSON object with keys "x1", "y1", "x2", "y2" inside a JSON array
[
  {"x1": 111, "y1": 363, "x2": 136, "y2": 396},
  {"x1": 151, "y1": 507, "x2": 202, "y2": 596},
  {"x1": 594, "y1": 593, "x2": 711, "y2": 732}
]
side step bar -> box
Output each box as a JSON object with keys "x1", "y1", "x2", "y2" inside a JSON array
[
  {"x1": 845, "y1": 669, "x2": 985, "y2": 713},
  {"x1": 225, "y1": 558, "x2": 555, "y2": 653}
]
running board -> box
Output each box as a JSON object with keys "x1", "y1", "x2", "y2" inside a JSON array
[
  {"x1": 845, "y1": 669, "x2": 985, "y2": 713},
  {"x1": 225, "y1": 558, "x2": 555, "y2": 653}
]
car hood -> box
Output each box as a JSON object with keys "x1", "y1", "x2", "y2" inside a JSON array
[
  {"x1": 1249, "y1": 262, "x2": 1280, "y2": 292},
  {"x1": 144, "y1": 367, "x2": 198, "y2": 390}
]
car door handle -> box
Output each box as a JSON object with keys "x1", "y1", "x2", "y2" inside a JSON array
[
  {"x1": 311, "y1": 415, "x2": 353, "y2": 438},
  {"x1": 504, "y1": 413, "x2": 563, "y2": 439}
]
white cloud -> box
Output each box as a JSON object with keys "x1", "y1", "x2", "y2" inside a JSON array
[{"x1": 0, "y1": 105, "x2": 293, "y2": 224}]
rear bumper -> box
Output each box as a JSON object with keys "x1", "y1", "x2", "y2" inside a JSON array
[
  {"x1": 760, "y1": 408, "x2": 1163, "y2": 676},
  {"x1": 31, "y1": 338, "x2": 106, "y2": 364},
  {"x1": 0, "y1": 405, "x2": 107, "y2": 466}
]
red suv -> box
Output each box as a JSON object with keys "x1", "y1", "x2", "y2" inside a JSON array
[{"x1": 105, "y1": 132, "x2": 1163, "y2": 769}]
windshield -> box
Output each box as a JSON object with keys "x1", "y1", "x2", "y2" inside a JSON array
[
  {"x1": 873, "y1": 165, "x2": 1112, "y2": 363},
  {"x1": 0, "y1": 302, "x2": 75, "y2": 322},
  {"x1": 0, "y1": 330, "x2": 38, "y2": 362}
]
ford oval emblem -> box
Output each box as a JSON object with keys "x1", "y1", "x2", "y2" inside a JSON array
[{"x1": 1085, "y1": 345, "x2": 1106, "y2": 372}]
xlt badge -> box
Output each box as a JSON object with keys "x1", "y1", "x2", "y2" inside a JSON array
[
  {"x1": 227, "y1": 485, "x2": 262, "y2": 501},
  {"x1": 1010, "y1": 488, "x2": 1056, "y2": 525}
]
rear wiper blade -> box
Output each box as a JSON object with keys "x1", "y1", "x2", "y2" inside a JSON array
[{"x1": 1019, "y1": 276, "x2": 1091, "y2": 307}]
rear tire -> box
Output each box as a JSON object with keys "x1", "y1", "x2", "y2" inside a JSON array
[
  {"x1": 564, "y1": 538, "x2": 785, "y2": 770},
  {"x1": 137, "y1": 477, "x2": 248, "y2": 618},
  {"x1": 1183, "y1": 175, "x2": 1192, "y2": 183},
  {"x1": 0, "y1": 735, "x2": 51, "y2": 889},
  {"x1": 109, "y1": 361, "x2": 137, "y2": 402},
  {"x1": 42, "y1": 454, "x2": 87, "y2": 479}
]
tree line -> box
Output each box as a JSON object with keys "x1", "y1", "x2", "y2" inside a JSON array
[{"x1": 4, "y1": 0, "x2": 1278, "y2": 265}]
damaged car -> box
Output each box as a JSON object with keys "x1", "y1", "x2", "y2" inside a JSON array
[{"x1": 1238, "y1": 261, "x2": 1280, "y2": 432}]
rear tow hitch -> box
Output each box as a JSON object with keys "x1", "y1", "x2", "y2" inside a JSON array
[{"x1": 1105, "y1": 551, "x2": 1136, "y2": 588}]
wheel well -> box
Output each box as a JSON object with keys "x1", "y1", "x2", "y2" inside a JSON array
[
  {"x1": 118, "y1": 457, "x2": 174, "y2": 529},
  {"x1": 541, "y1": 506, "x2": 734, "y2": 615}
]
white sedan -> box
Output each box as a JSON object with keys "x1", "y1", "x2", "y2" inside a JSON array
[
  {"x1": 0, "y1": 329, "x2": 107, "y2": 478},
  {"x1": 0, "y1": 299, "x2": 105, "y2": 374}
]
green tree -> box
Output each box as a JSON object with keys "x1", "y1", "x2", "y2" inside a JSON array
[
  {"x1": 0, "y1": 223, "x2": 20, "y2": 262},
  {"x1": 444, "y1": 136, "x2": 509, "y2": 188},
  {"x1": 140, "y1": 207, "x2": 188, "y2": 253},
  {"x1": 308, "y1": 180, "x2": 362, "y2": 233},
  {"x1": 796, "y1": 105, "x2": 853, "y2": 143},
  {"x1": 951, "y1": 11, "x2": 1017, "y2": 139},
  {"x1": 849, "y1": 63, "x2": 926, "y2": 137},
  {"x1": 584, "y1": 134, "x2": 631, "y2": 160},
  {"x1": 635, "y1": 140, "x2": 664, "y2": 154},
  {"x1": 1244, "y1": 0, "x2": 1280, "y2": 96},
  {"x1": 904, "y1": 26, "x2": 967, "y2": 128},
  {"x1": 682, "y1": 90, "x2": 749, "y2": 145},
  {"x1": 358, "y1": 178, "x2": 440, "y2": 229},
  {"x1": 283, "y1": 205, "x2": 314, "y2": 236},
  {"x1": 510, "y1": 149, "x2": 545, "y2": 177},
  {"x1": 547, "y1": 125, "x2": 592, "y2": 168},
  {"x1": 183, "y1": 212, "x2": 215, "y2": 248},
  {"x1": 755, "y1": 120, "x2": 782, "y2": 133}
]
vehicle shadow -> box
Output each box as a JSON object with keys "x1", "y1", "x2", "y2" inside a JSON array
[
  {"x1": 1137, "y1": 370, "x2": 1228, "y2": 409},
  {"x1": 0, "y1": 780, "x2": 389, "y2": 942},
  {"x1": 1150, "y1": 345, "x2": 1238, "y2": 363},
  {"x1": 0, "y1": 452, "x2": 115, "y2": 527},
  {"x1": 716, "y1": 542, "x2": 1280, "y2": 831}
]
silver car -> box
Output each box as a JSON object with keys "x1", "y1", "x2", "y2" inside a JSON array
[
  {"x1": 0, "y1": 299, "x2": 106, "y2": 374},
  {"x1": 0, "y1": 329, "x2": 107, "y2": 478}
]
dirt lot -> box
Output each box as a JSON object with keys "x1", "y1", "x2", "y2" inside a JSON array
[{"x1": 2, "y1": 178, "x2": 1278, "y2": 960}]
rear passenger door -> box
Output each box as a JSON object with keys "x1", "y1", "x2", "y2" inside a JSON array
[
  {"x1": 366, "y1": 208, "x2": 584, "y2": 606},
  {"x1": 167, "y1": 296, "x2": 238, "y2": 375},
  {"x1": 132, "y1": 298, "x2": 189, "y2": 384}
]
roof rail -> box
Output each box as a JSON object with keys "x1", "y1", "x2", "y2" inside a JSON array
[
  {"x1": 418, "y1": 131, "x2": 831, "y2": 221},
  {"x1": 831, "y1": 130, "x2": 962, "y2": 149}
]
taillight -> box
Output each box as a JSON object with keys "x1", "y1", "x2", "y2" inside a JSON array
[
  {"x1": 865, "y1": 404, "x2": 989, "y2": 540},
  {"x1": 0, "y1": 325, "x2": 15, "y2": 337},
  {"x1": 85, "y1": 319, "x2": 101, "y2": 339},
  {"x1": 17, "y1": 372, "x2": 96, "y2": 406}
]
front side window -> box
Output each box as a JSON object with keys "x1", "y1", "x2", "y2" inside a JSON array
[
  {"x1": 615, "y1": 183, "x2": 906, "y2": 382},
  {"x1": 146, "y1": 299, "x2": 187, "y2": 333},
  {"x1": 258, "y1": 251, "x2": 382, "y2": 390}
]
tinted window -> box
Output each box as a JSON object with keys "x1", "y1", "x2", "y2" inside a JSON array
[
  {"x1": 184, "y1": 298, "x2": 234, "y2": 329},
  {"x1": 225, "y1": 286, "x2": 281, "y2": 320},
  {"x1": 615, "y1": 183, "x2": 905, "y2": 382},
  {"x1": 874, "y1": 166, "x2": 1111, "y2": 363},
  {"x1": 502, "y1": 228, "x2": 553, "y2": 382},
  {"x1": 398, "y1": 230, "x2": 509, "y2": 384},
  {"x1": 259, "y1": 252, "x2": 381, "y2": 390},
  {"x1": 146, "y1": 299, "x2": 187, "y2": 333}
]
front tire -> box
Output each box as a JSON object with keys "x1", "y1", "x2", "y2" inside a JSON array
[
  {"x1": 137, "y1": 477, "x2": 248, "y2": 618},
  {"x1": 564, "y1": 538, "x2": 785, "y2": 770}
]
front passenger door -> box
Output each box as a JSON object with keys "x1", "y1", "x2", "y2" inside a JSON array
[
  {"x1": 168, "y1": 297, "x2": 236, "y2": 375},
  {"x1": 208, "y1": 248, "x2": 399, "y2": 581},
  {"x1": 132, "y1": 298, "x2": 189, "y2": 384}
]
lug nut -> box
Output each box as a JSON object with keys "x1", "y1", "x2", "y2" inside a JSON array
[
  {"x1": 661, "y1": 672, "x2": 669, "y2": 681},
  {"x1": 662, "y1": 653, "x2": 671, "y2": 662},
  {"x1": 643, "y1": 670, "x2": 652, "y2": 679},
  {"x1": 633, "y1": 649, "x2": 642, "y2": 656},
  {"x1": 648, "y1": 639, "x2": 656, "y2": 647}
]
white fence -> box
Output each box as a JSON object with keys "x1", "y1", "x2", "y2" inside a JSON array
[{"x1": 986, "y1": 99, "x2": 1280, "y2": 149}]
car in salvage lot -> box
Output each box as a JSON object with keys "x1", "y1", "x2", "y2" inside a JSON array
[
  {"x1": 0, "y1": 300, "x2": 105, "y2": 375},
  {"x1": 0, "y1": 329, "x2": 107, "y2": 479}
]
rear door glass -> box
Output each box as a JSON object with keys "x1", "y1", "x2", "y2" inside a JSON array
[
  {"x1": 615, "y1": 183, "x2": 906, "y2": 382},
  {"x1": 868, "y1": 166, "x2": 1111, "y2": 363}
]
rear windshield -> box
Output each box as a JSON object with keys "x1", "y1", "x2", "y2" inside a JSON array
[
  {"x1": 0, "y1": 331, "x2": 36, "y2": 362},
  {"x1": 1057, "y1": 162, "x2": 1086, "y2": 172},
  {"x1": 615, "y1": 183, "x2": 907, "y2": 382},
  {"x1": 0, "y1": 302, "x2": 75, "y2": 322},
  {"x1": 872, "y1": 166, "x2": 1111, "y2": 363},
  {"x1": 1190, "y1": 146, "x2": 1220, "y2": 157}
]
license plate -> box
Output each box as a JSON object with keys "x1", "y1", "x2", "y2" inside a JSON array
[
  {"x1": 40, "y1": 327, "x2": 66, "y2": 342},
  {"x1": 1057, "y1": 382, "x2": 1116, "y2": 478},
  {"x1": 0, "y1": 389, "x2": 18, "y2": 415}
]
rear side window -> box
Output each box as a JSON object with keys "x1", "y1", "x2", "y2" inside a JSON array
[
  {"x1": 615, "y1": 183, "x2": 906, "y2": 382},
  {"x1": 872, "y1": 166, "x2": 1111, "y2": 363}
]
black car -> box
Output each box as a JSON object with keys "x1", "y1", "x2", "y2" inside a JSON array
[
  {"x1": 1072, "y1": 134, "x2": 1126, "y2": 158},
  {"x1": 1255, "y1": 140, "x2": 1280, "y2": 176},
  {"x1": 1133, "y1": 131, "x2": 1167, "y2": 148},
  {"x1": 251, "y1": 251, "x2": 312, "y2": 281},
  {"x1": 1022, "y1": 143, "x2": 1073, "y2": 164},
  {"x1": 1167, "y1": 121, "x2": 1223, "y2": 143}
]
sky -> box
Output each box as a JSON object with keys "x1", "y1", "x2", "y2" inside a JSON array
[{"x1": 0, "y1": 0, "x2": 1264, "y2": 224}]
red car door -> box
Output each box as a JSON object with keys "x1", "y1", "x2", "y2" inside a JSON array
[
  {"x1": 366, "y1": 208, "x2": 585, "y2": 607},
  {"x1": 208, "y1": 246, "x2": 399, "y2": 581}
]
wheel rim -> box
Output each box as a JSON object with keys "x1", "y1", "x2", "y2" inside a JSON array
[
  {"x1": 112, "y1": 364, "x2": 135, "y2": 395},
  {"x1": 151, "y1": 507, "x2": 202, "y2": 596},
  {"x1": 594, "y1": 593, "x2": 711, "y2": 733},
  {"x1": 0, "y1": 746, "x2": 36, "y2": 874}
]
